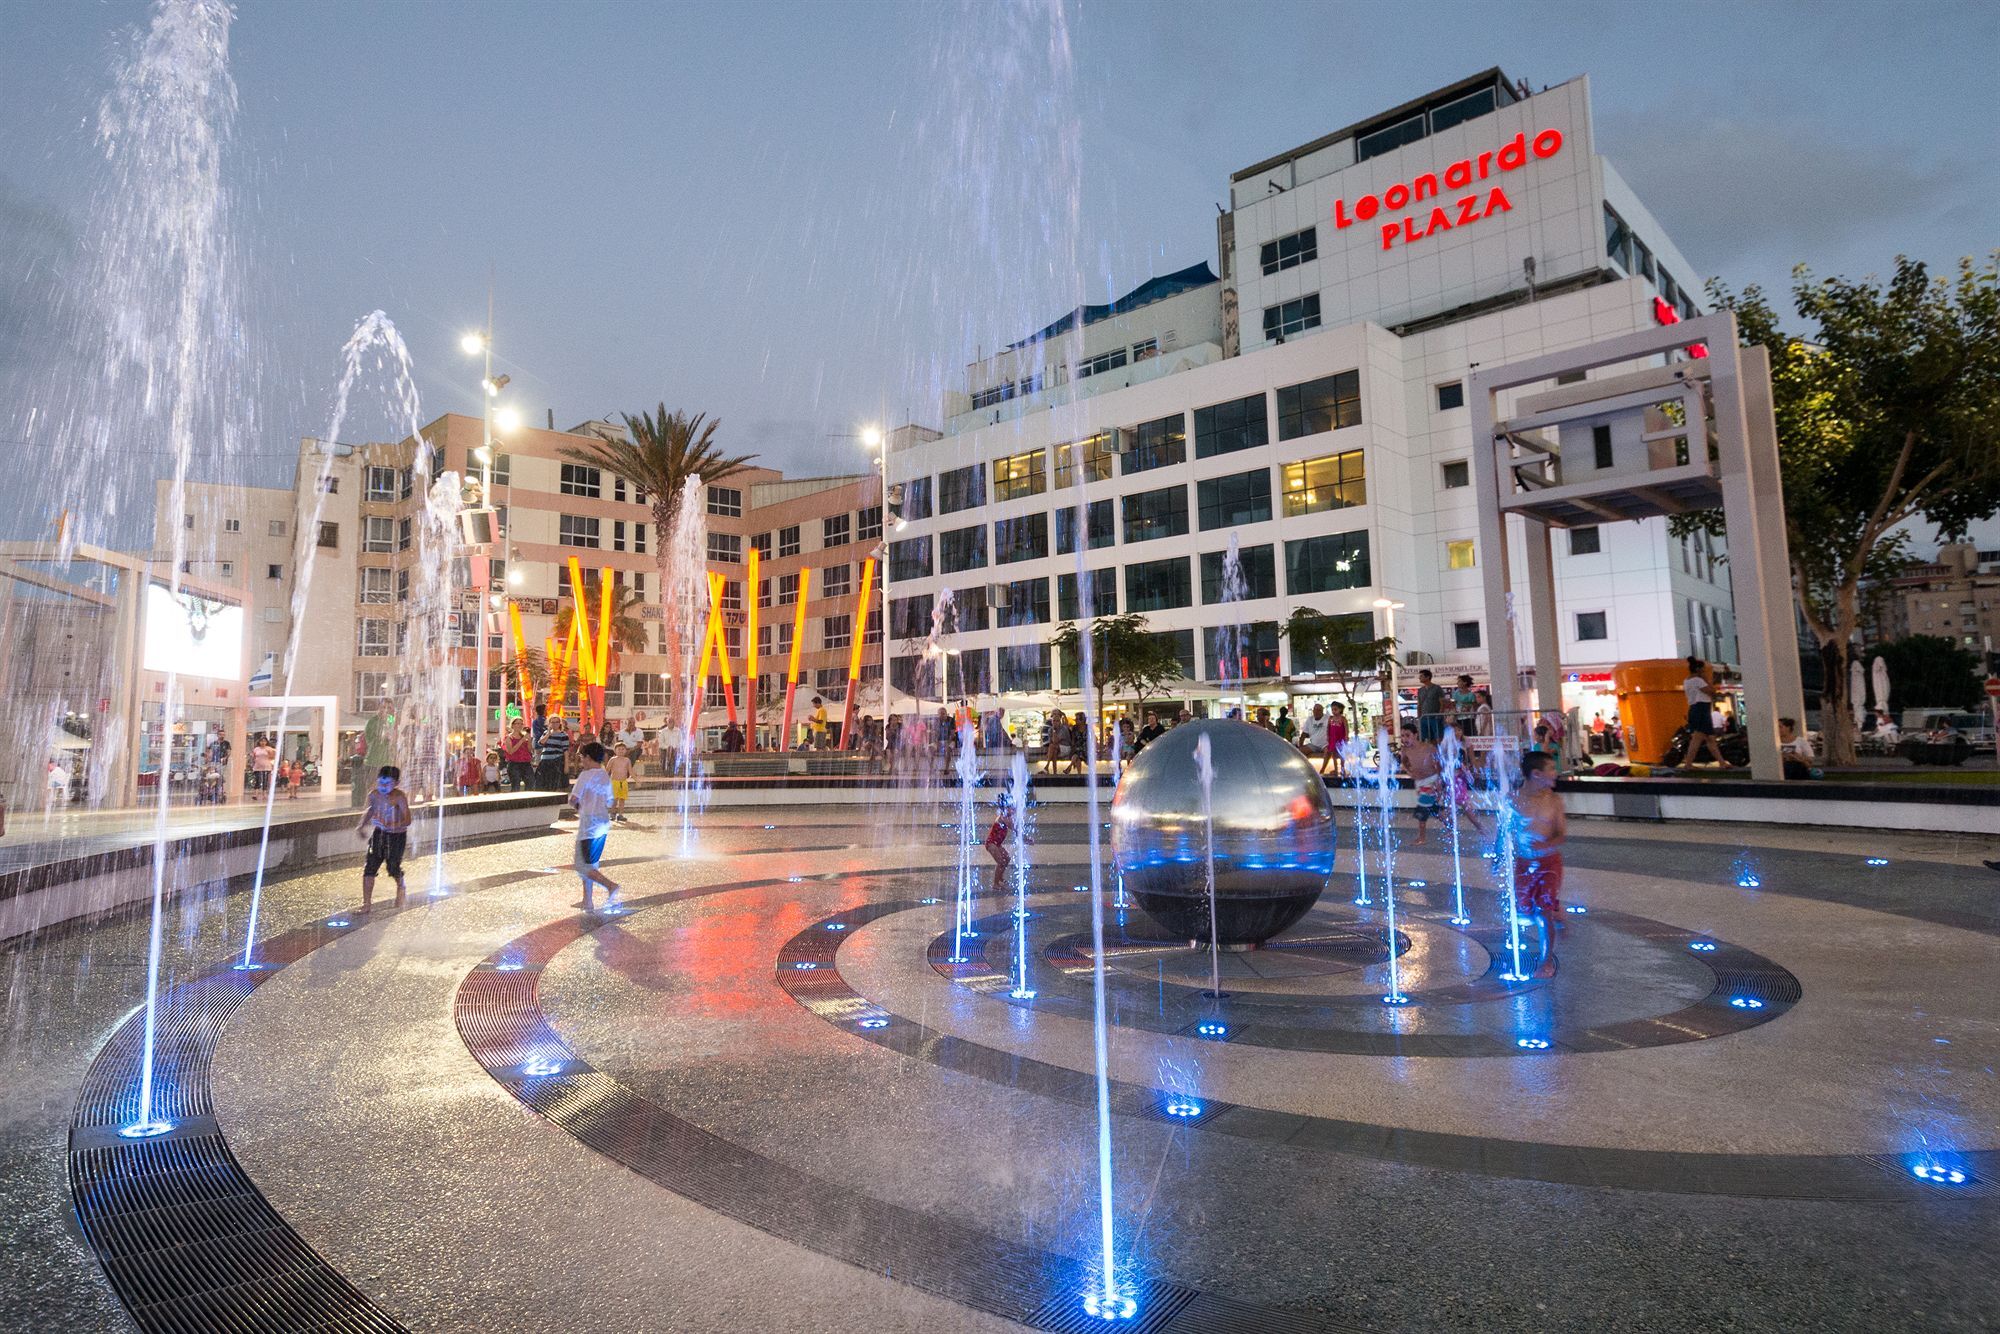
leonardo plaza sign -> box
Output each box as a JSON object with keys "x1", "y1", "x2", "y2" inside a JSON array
[{"x1": 1331, "y1": 128, "x2": 1565, "y2": 251}]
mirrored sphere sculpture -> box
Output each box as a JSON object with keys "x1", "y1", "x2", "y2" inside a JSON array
[{"x1": 1111, "y1": 719, "x2": 1335, "y2": 944}]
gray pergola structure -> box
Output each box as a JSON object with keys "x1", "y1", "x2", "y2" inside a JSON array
[{"x1": 1466, "y1": 312, "x2": 1803, "y2": 781}]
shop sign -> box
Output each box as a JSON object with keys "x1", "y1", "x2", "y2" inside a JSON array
[{"x1": 1333, "y1": 129, "x2": 1564, "y2": 252}]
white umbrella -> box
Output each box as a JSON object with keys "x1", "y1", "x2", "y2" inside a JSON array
[
  {"x1": 1871, "y1": 656, "x2": 1891, "y2": 725},
  {"x1": 1849, "y1": 658, "x2": 1865, "y2": 727}
]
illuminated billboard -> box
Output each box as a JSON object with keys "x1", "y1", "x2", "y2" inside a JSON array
[{"x1": 143, "y1": 582, "x2": 244, "y2": 680}]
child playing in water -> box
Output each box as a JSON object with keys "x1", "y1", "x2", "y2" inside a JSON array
[
  {"x1": 569, "y1": 742, "x2": 623, "y2": 912},
  {"x1": 606, "y1": 742, "x2": 635, "y2": 823},
  {"x1": 355, "y1": 765, "x2": 411, "y2": 911},
  {"x1": 983, "y1": 792, "x2": 1031, "y2": 895}
]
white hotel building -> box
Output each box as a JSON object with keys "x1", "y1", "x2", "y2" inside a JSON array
[{"x1": 883, "y1": 68, "x2": 1737, "y2": 721}]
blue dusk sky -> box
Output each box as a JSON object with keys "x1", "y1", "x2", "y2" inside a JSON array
[{"x1": 0, "y1": 0, "x2": 1994, "y2": 547}]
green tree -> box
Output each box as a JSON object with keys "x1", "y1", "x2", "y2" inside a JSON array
[
  {"x1": 1687, "y1": 256, "x2": 2000, "y2": 763},
  {"x1": 1051, "y1": 612, "x2": 1185, "y2": 711},
  {"x1": 1862, "y1": 635, "x2": 1984, "y2": 713},
  {"x1": 562, "y1": 406, "x2": 755, "y2": 716},
  {"x1": 1280, "y1": 607, "x2": 1397, "y2": 734}
]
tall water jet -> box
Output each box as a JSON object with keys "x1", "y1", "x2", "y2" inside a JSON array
[
  {"x1": 1006, "y1": 752, "x2": 1035, "y2": 1000},
  {"x1": 1374, "y1": 730, "x2": 1410, "y2": 1005},
  {"x1": 1486, "y1": 736, "x2": 1530, "y2": 982},
  {"x1": 948, "y1": 718, "x2": 980, "y2": 963},
  {"x1": 78, "y1": 0, "x2": 241, "y2": 1139},
  {"x1": 238, "y1": 313, "x2": 424, "y2": 966},
  {"x1": 1439, "y1": 726, "x2": 1472, "y2": 926},
  {"x1": 662, "y1": 476, "x2": 708, "y2": 855},
  {"x1": 1192, "y1": 733, "x2": 1223, "y2": 1000},
  {"x1": 1213, "y1": 534, "x2": 1247, "y2": 700},
  {"x1": 1340, "y1": 735, "x2": 1373, "y2": 905}
]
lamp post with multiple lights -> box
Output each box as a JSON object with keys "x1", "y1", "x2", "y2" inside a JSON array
[
  {"x1": 859, "y1": 424, "x2": 898, "y2": 742},
  {"x1": 1373, "y1": 596, "x2": 1406, "y2": 733},
  {"x1": 461, "y1": 317, "x2": 518, "y2": 761}
]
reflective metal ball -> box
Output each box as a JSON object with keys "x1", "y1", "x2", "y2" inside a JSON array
[{"x1": 1111, "y1": 718, "x2": 1335, "y2": 945}]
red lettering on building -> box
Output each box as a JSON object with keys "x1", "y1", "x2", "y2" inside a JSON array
[{"x1": 1337, "y1": 129, "x2": 1561, "y2": 252}]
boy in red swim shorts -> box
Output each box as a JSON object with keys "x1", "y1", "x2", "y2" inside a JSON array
[
  {"x1": 983, "y1": 795, "x2": 1031, "y2": 895},
  {"x1": 1512, "y1": 750, "x2": 1567, "y2": 925}
]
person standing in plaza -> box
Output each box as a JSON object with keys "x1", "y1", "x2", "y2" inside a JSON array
[
  {"x1": 1275, "y1": 705, "x2": 1297, "y2": 745},
  {"x1": 808, "y1": 696, "x2": 829, "y2": 750},
  {"x1": 606, "y1": 741, "x2": 635, "y2": 821},
  {"x1": 354, "y1": 764, "x2": 410, "y2": 911},
  {"x1": 1300, "y1": 702, "x2": 1329, "y2": 758},
  {"x1": 1512, "y1": 750, "x2": 1567, "y2": 960},
  {"x1": 1415, "y1": 669, "x2": 1448, "y2": 745},
  {"x1": 502, "y1": 722, "x2": 533, "y2": 790},
  {"x1": 568, "y1": 741, "x2": 623, "y2": 913},
  {"x1": 536, "y1": 714, "x2": 570, "y2": 790},
  {"x1": 249, "y1": 736, "x2": 275, "y2": 793},
  {"x1": 1453, "y1": 675, "x2": 1478, "y2": 736},
  {"x1": 1680, "y1": 657, "x2": 1733, "y2": 767},
  {"x1": 1322, "y1": 701, "x2": 1350, "y2": 778}
]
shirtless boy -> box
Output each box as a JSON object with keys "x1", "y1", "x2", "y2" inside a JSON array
[{"x1": 356, "y1": 764, "x2": 411, "y2": 911}]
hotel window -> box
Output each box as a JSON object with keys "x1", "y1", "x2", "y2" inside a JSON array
[
  {"x1": 1446, "y1": 539, "x2": 1476, "y2": 570},
  {"x1": 1197, "y1": 469, "x2": 1272, "y2": 530},
  {"x1": 889, "y1": 593, "x2": 933, "y2": 640},
  {"x1": 356, "y1": 619, "x2": 392, "y2": 657},
  {"x1": 1453, "y1": 620, "x2": 1482, "y2": 650},
  {"x1": 1055, "y1": 433, "x2": 1115, "y2": 486},
  {"x1": 634, "y1": 521, "x2": 647, "y2": 554},
  {"x1": 222, "y1": 518, "x2": 241, "y2": 534},
  {"x1": 970, "y1": 381, "x2": 1015, "y2": 410},
  {"x1": 1130, "y1": 338, "x2": 1159, "y2": 361},
  {"x1": 823, "y1": 513, "x2": 850, "y2": 547},
  {"x1": 1284, "y1": 531, "x2": 1371, "y2": 594},
  {"x1": 1576, "y1": 611, "x2": 1609, "y2": 641},
  {"x1": 952, "y1": 649, "x2": 990, "y2": 695},
  {"x1": 1427, "y1": 84, "x2": 1497, "y2": 133},
  {"x1": 1288, "y1": 612, "x2": 1375, "y2": 673},
  {"x1": 613, "y1": 520, "x2": 627, "y2": 551},
  {"x1": 1122, "y1": 485, "x2": 1189, "y2": 544},
  {"x1": 1356, "y1": 111, "x2": 1425, "y2": 162},
  {"x1": 320, "y1": 476, "x2": 340, "y2": 494},
  {"x1": 488, "y1": 453, "x2": 510, "y2": 486},
  {"x1": 1441, "y1": 460, "x2": 1470, "y2": 489},
  {"x1": 365, "y1": 465, "x2": 397, "y2": 501},
  {"x1": 1057, "y1": 569, "x2": 1118, "y2": 620},
  {"x1": 1259, "y1": 226, "x2": 1317, "y2": 275},
  {"x1": 1200, "y1": 544, "x2": 1276, "y2": 603},
  {"x1": 751, "y1": 531, "x2": 772, "y2": 559},
  {"x1": 707, "y1": 486, "x2": 742, "y2": 517},
  {"x1": 1194, "y1": 393, "x2": 1269, "y2": 459},
  {"x1": 1055, "y1": 499, "x2": 1115, "y2": 554},
  {"x1": 857, "y1": 505, "x2": 882, "y2": 541},
  {"x1": 992, "y1": 448, "x2": 1047, "y2": 502},
  {"x1": 901, "y1": 476, "x2": 934, "y2": 521},
  {"x1": 354, "y1": 671, "x2": 389, "y2": 711},
  {"x1": 363, "y1": 516, "x2": 396, "y2": 552},
  {"x1": 265, "y1": 563, "x2": 282, "y2": 580},
  {"x1": 887, "y1": 535, "x2": 932, "y2": 581},
  {"x1": 268, "y1": 519, "x2": 287, "y2": 537},
  {"x1": 1592, "y1": 424, "x2": 1614, "y2": 469},
  {"x1": 994, "y1": 512, "x2": 1049, "y2": 564},
  {"x1": 823, "y1": 615, "x2": 851, "y2": 651},
  {"x1": 1205, "y1": 622, "x2": 1281, "y2": 681},
  {"x1": 865, "y1": 608, "x2": 882, "y2": 645},
  {"x1": 398, "y1": 516, "x2": 412, "y2": 551},
  {"x1": 1435, "y1": 382, "x2": 1465, "y2": 411},
  {"x1": 774, "y1": 621, "x2": 794, "y2": 658},
  {"x1": 757, "y1": 578, "x2": 771, "y2": 608},
  {"x1": 318, "y1": 522, "x2": 339, "y2": 549},
  {"x1": 631, "y1": 673, "x2": 669, "y2": 708},
  {"x1": 1277, "y1": 370, "x2": 1361, "y2": 439},
  {"x1": 360, "y1": 568, "x2": 393, "y2": 604},
  {"x1": 997, "y1": 643, "x2": 1052, "y2": 693},
  {"x1": 1263, "y1": 293, "x2": 1321, "y2": 341},
  {"x1": 938, "y1": 464, "x2": 985, "y2": 515},
  {"x1": 560, "y1": 515, "x2": 601, "y2": 548},
  {"x1": 396, "y1": 568, "x2": 410, "y2": 602},
  {"x1": 996, "y1": 577, "x2": 1050, "y2": 628},
  {"x1": 1281, "y1": 450, "x2": 1367, "y2": 516},
  {"x1": 1570, "y1": 526, "x2": 1602, "y2": 556},
  {"x1": 951, "y1": 585, "x2": 991, "y2": 632},
  {"x1": 707, "y1": 531, "x2": 742, "y2": 563},
  {"x1": 939, "y1": 524, "x2": 987, "y2": 574},
  {"x1": 1125, "y1": 556, "x2": 1192, "y2": 612},
  {"x1": 777, "y1": 572, "x2": 800, "y2": 605},
  {"x1": 560, "y1": 463, "x2": 601, "y2": 498},
  {"x1": 823, "y1": 562, "x2": 851, "y2": 597},
  {"x1": 778, "y1": 525, "x2": 801, "y2": 557},
  {"x1": 1077, "y1": 347, "x2": 1127, "y2": 380},
  {"x1": 1121, "y1": 414, "x2": 1187, "y2": 476},
  {"x1": 814, "y1": 668, "x2": 847, "y2": 701}
]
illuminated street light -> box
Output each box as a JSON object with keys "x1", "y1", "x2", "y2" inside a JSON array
[
  {"x1": 460, "y1": 331, "x2": 487, "y2": 356},
  {"x1": 495, "y1": 405, "x2": 522, "y2": 434},
  {"x1": 1373, "y1": 597, "x2": 1406, "y2": 728}
]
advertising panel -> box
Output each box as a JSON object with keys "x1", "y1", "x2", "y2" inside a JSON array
[{"x1": 143, "y1": 582, "x2": 244, "y2": 680}]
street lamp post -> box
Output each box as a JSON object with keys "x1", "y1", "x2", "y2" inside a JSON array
[
  {"x1": 1373, "y1": 596, "x2": 1405, "y2": 734},
  {"x1": 862, "y1": 425, "x2": 892, "y2": 738},
  {"x1": 461, "y1": 310, "x2": 513, "y2": 763}
]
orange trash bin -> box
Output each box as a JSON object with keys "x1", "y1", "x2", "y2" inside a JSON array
[{"x1": 1613, "y1": 659, "x2": 1697, "y2": 765}]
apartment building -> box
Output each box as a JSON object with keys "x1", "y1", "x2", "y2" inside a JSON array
[
  {"x1": 883, "y1": 68, "x2": 1737, "y2": 721},
  {"x1": 1877, "y1": 543, "x2": 2000, "y2": 667}
]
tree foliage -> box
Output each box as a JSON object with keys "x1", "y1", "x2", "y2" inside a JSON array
[
  {"x1": 1279, "y1": 607, "x2": 1397, "y2": 728},
  {"x1": 1050, "y1": 612, "x2": 1185, "y2": 705},
  {"x1": 1861, "y1": 635, "x2": 1984, "y2": 713},
  {"x1": 1685, "y1": 255, "x2": 2000, "y2": 761},
  {"x1": 561, "y1": 406, "x2": 757, "y2": 531}
]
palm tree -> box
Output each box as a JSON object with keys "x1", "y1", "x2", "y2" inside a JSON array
[{"x1": 562, "y1": 407, "x2": 754, "y2": 722}]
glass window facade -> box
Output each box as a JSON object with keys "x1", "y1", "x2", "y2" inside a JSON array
[
  {"x1": 1120, "y1": 414, "x2": 1186, "y2": 475},
  {"x1": 994, "y1": 512, "x2": 1049, "y2": 564},
  {"x1": 1126, "y1": 556, "x2": 1192, "y2": 612},
  {"x1": 1057, "y1": 569, "x2": 1118, "y2": 620},
  {"x1": 1055, "y1": 499, "x2": 1115, "y2": 554},
  {"x1": 1276, "y1": 370, "x2": 1361, "y2": 439},
  {"x1": 938, "y1": 464, "x2": 985, "y2": 514},
  {"x1": 1280, "y1": 450, "x2": 1367, "y2": 516},
  {"x1": 887, "y1": 535, "x2": 932, "y2": 581},
  {"x1": 1194, "y1": 393, "x2": 1270, "y2": 459},
  {"x1": 1122, "y1": 485, "x2": 1188, "y2": 544},
  {"x1": 992, "y1": 448, "x2": 1046, "y2": 502},
  {"x1": 1285, "y1": 531, "x2": 1371, "y2": 593},
  {"x1": 1199, "y1": 544, "x2": 1277, "y2": 603},
  {"x1": 939, "y1": 524, "x2": 987, "y2": 574},
  {"x1": 1054, "y1": 433, "x2": 1115, "y2": 487},
  {"x1": 1196, "y1": 469, "x2": 1272, "y2": 530}
]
